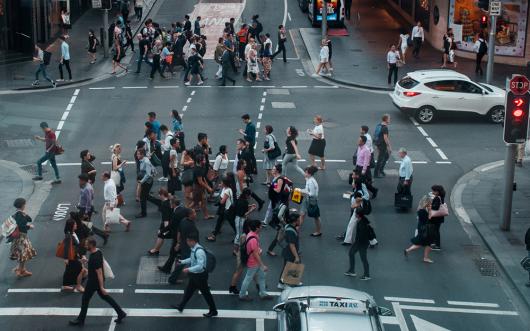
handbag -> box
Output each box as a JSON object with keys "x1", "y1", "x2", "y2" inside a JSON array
[
  {"x1": 1, "y1": 216, "x2": 17, "y2": 238},
  {"x1": 105, "y1": 207, "x2": 121, "y2": 225},
  {"x1": 267, "y1": 135, "x2": 281, "y2": 160},
  {"x1": 165, "y1": 54, "x2": 173, "y2": 64},
  {"x1": 430, "y1": 203, "x2": 449, "y2": 218},
  {"x1": 307, "y1": 198, "x2": 320, "y2": 218},
  {"x1": 55, "y1": 238, "x2": 75, "y2": 260},
  {"x1": 103, "y1": 258, "x2": 115, "y2": 279},
  {"x1": 291, "y1": 188, "x2": 303, "y2": 204},
  {"x1": 396, "y1": 60, "x2": 404, "y2": 67},
  {"x1": 281, "y1": 262, "x2": 305, "y2": 286},
  {"x1": 110, "y1": 170, "x2": 121, "y2": 184}
]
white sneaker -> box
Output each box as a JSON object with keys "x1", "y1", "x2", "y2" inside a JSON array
[
  {"x1": 184, "y1": 81, "x2": 191, "y2": 86},
  {"x1": 32, "y1": 80, "x2": 40, "y2": 86},
  {"x1": 56, "y1": 79, "x2": 64, "y2": 82},
  {"x1": 197, "y1": 81, "x2": 204, "y2": 85},
  {"x1": 158, "y1": 177, "x2": 168, "y2": 182},
  {"x1": 312, "y1": 73, "x2": 319, "y2": 77}
]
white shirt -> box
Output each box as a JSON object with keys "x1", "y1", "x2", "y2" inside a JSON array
[
  {"x1": 473, "y1": 38, "x2": 486, "y2": 53},
  {"x1": 312, "y1": 124, "x2": 324, "y2": 139},
  {"x1": 244, "y1": 43, "x2": 253, "y2": 60},
  {"x1": 412, "y1": 26, "x2": 424, "y2": 41},
  {"x1": 221, "y1": 187, "x2": 233, "y2": 210},
  {"x1": 365, "y1": 133, "x2": 373, "y2": 153},
  {"x1": 162, "y1": 131, "x2": 174, "y2": 152},
  {"x1": 399, "y1": 155, "x2": 413, "y2": 180},
  {"x1": 387, "y1": 50, "x2": 400, "y2": 64},
  {"x1": 319, "y1": 45, "x2": 329, "y2": 61},
  {"x1": 103, "y1": 179, "x2": 117, "y2": 203},
  {"x1": 265, "y1": 38, "x2": 272, "y2": 49},
  {"x1": 300, "y1": 176, "x2": 319, "y2": 198},
  {"x1": 213, "y1": 153, "x2": 228, "y2": 171},
  {"x1": 169, "y1": 148, "x2": 179, "y2": 169}
]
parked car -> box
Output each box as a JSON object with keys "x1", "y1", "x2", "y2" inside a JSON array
[{"x1": 390, "y1": 70, "x2": 506, "y2": 124}]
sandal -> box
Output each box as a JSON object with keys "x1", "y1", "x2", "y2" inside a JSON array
[
  {"x1": 204, "y1": 215, "x2": 215, "y2": 220},
  {"x1": 206, "y1": 234, "x2": 216, "y2": 242}
]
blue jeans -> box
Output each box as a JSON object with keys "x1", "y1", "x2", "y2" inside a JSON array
[
  {"x1": 35, "y1": 64, "x2": 53, "y2": 83},
  {"x1": 37, "y1": 152, "x2": 60, "y2": 179},
  {"x1": 136, "y1": 55, "x2": 152, "y2": 73},
  {"x1": 239, "y1": 266, "x2": 268, "y2": 298}
]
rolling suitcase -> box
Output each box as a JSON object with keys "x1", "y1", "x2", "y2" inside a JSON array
[{"x1": 394, "y1": 193, "x2": 413, "y2": 209}]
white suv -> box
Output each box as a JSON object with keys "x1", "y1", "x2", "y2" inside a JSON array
[{"x1": 390, "y1": 70, "x2": 506, "y2": 124}]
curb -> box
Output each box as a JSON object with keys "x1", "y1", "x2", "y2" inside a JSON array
[{"x1": 450, "y1": 159, "x2": 530, "y2": 310}]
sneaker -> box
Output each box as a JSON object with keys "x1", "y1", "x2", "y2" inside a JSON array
[
  {"x1": 184, "y1": 81, "x2": 191, "y2": 86},
  {"x1": 197, "y1": 81, "x2": 204, "y2": 85},
  {"x1": 56, "y1": 79, "x2": 64, "y2": 82},
  {"x1": 430, "y1": 245, "x2": 441, "y2": 251},
  {"x1": 52, "y1": 179, "x2": 62, "y2": 184},
  {"x1": 52, "y1": 81, "x2": 57, "y2": 88},
  {"x1": 344, "y1": 271, "x2": 356, "y2": 277},
  {"x1": 359, "y1": 276, "x2": 371, "y2": 281},
  {"x1": 311, "y1": 73, "x2": 319, "y2": 77},
  {"x1": 32, "y1": 176, "x2": 43, "y2": 181},
  {"x1": 32, "y1": 80, "x2": 40, "y2": 86},
  {"x1": 158, "y1": 177, "x2": 168, "y2": 182}
]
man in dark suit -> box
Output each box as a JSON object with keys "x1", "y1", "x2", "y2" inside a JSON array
[
  {"x1": 158, "y1": 197, "x2": 191, "y2": 273},
  {"x1": 168, "y1": 209, "x2": 198, "y2": 284}
]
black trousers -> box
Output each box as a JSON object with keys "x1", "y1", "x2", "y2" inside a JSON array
[
  {"x1": 162, "y1": 151, "x2": 170, "y2": 178},
  {"x1": 432, "y1": 222, "x2": 442, "y2": 247},
  {"x1": 348, "y1": 243, "x2": 369, "y2": 277},
  {"x1": 161, "y1": 239, "x2": 179, "y2": 271},
  {"x1": 150, "y1": 55, "x2": 165, "y2": 78},
  {"x1": 221, "y1": 65, "x2": 235, "y2": 85},
  {"x1": 272, "y1": 41, "x2": 287, "y2": 62},
  {"x1": 140, "y1": 180, "x2": 153, "y2": 215},
  {"x1": 77, "y1": 285, "x2": 124, "y2": 321},
  {"x1": 387, "y1": 63, "x2": 398, "y2": 85},
  {"x1": 412, "y1": 37, "x2": 422, "y2": 57},
  {"x1": 178, "y1": 272, "x2": 217, "y2": 312},
  {"x1": 345, "y1": 0, "x2": 352, "y2": 19},
  {"x1": 475, "y1": 53, "x2": 485, "y2": 75},
  {"x1": 168, "y1": 247, "x2": 190, "y2": 283},
  {"x1": 355, "y1": 165, "x2": 377, "y2": 194},
  {"x1": 59, "y1": 60, "x2": 72, "y2": 80},
  {"x1": 397, "y1": 176, "x2": 413, "y2": 195},
  {"x1": 374, "y1": 145, "x2": 389, "y2": 176},
  {"x1": 213, "y1": 210, "x2": 235, "y2": 235}
]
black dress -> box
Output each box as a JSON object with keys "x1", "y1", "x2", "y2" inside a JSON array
[
  {"x1": 62, "y1": 232, "x2": 85, "y2": 287},
  {"x1": 410, "y1": 209, "x2": 434, "y2": 246}
]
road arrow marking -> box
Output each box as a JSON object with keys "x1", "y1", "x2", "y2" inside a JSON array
[{"x1": 411, "y1": 315, "x2": 451, "y2": 331}]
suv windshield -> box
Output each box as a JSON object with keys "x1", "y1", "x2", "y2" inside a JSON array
[
  {"x1": 398, "y1": 77, "x2": 419, "y2": 89},
  {"x1": 479, "y1": 83, "x2": 494, "y2": 92}
]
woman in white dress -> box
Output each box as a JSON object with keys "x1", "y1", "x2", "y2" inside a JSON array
[
  {"x1": 398, "y1": 29, "x2": 409, "y2": 64},
  {"x1": 246, "y1": 44, "x2": 261, "y2": 82}
]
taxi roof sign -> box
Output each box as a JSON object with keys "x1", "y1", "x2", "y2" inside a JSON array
[{"x1": 309, "y1": 298, "x2": 368, "y2": 314}]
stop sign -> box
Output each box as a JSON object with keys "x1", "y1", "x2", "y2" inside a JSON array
[{"x1": 509, "y1": 75, "x2": 530, "y2": 95}]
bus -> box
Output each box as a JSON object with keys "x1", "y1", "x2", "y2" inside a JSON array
[{"x1": 307, "y1": 0, "x2": 345, "y2": 27}]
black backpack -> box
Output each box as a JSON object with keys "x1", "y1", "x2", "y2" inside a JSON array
[
  {"x1": 43, "y1": 51, "x2": 52, "y2": 65},
  {"x1": 362, "y1": 199, "x2": 372, "y2": 215},
  {"x1": 240, "y1": 236, "x2": 257, "y2": 266},
  {"x1": 478, "y1": 40, "x2": 487, "y2": 54},
  {"x1": 194, "y1": 246, "x2": 216, "y2": 273}
]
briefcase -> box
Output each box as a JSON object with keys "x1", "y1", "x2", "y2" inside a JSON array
[{"x1": 394, "y1": 193, "x2": 413, "y2": 209}]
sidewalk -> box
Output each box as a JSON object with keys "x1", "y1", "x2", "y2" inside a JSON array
[
  {"x1": 299, "y1": 0, "x2": 522, "y2": 90},
  {"x1": 452, "y1": 159, "x2": 530, "y2": 309},
  {"x1": 0, "y1": 1, "x2": 158, "y2": 92}
]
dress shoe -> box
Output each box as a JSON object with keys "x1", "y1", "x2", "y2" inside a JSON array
[
  {"x1": 147, "y1": 250, "x2": 159, "y2": 256},
  {"x1": 115, "y1": 312, "x2": 127, "y2": 324},
  {"x1": 170, "y1": 304, "x2": 183, "y2": 312},
  {"x1": 203, "y1": 311, "x2": 218, "y2": 318},
  {"x1": 68, "y1": 319, "x2": 84, "y2": 326}
]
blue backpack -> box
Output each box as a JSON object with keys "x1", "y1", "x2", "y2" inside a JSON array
[{"x1": 373, "y1": 123, "x2": 383, "y2": 146}]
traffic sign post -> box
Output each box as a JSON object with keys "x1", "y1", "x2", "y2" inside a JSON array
[
  {"x1": 489, "y1": 1, "x2": 501, "y2": 16},
  {"x1": 486, "y1": 1, "x2": 501, "y2": 84},
  {"x1": 501, "y1": 75, "x2": 530, "y2": 231}
]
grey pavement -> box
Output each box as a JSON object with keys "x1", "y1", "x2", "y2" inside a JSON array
[
  {"x1": 0, "y1": 0, "x2": 159, "y2": 92},
  {"x1": 299, "y1": 0, "x2": 523, "y2": 90},
  {"x1": 0, "y1": 160, "x2": 34, "y2": 230},
  {"x1": 452, "y1": 158, "x2": 530, "y2": 309}
]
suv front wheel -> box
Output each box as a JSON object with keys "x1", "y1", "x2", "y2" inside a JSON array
[
  {"x1": 487, "y1": 106, "x2": 504, "y2": 124},
  {"x1": 415, "y1": 106, "x2": 435, "y2": 124}
]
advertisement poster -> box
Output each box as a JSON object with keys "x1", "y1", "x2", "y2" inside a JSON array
[
  {"x1": 449, "y1": 0, "x2": 529, "y2": 56},
  {"x1": 316, "y1": 0, "x2": 338, "y2": 21}
]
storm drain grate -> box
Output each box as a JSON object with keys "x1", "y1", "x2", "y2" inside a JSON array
[
  {"x1": 137, "y1": 256, "x2": 170, "y2": 284},
  {"x1": 20, "y1": 164, "x2": 46, "y2": 175},
  {"x1": 474, "y1": 257, "x2": 498, "y2": 277}
]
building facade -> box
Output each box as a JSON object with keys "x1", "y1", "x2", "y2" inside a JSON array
[{"x1": 386, "y1": 0, "x2": 530, "y2": 66}]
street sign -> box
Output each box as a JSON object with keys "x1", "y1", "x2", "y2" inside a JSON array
[
  {"x1": 91, "y1": 0, "x2": 102, "y2": 9},
  {"x1": 490, "y1": 1, "x2": 501, "y2": 16},
  {"x1": 509, "y1": 75, "x2": 530, "y2": 95}
]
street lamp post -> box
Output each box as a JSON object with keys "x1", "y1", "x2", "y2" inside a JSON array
[
  {"x1": 103, "y1": 9, "x2": 109, "y2": 58},
  {"x1": 322, "y1": 0, "x2": 328, "y2": 40},
  {"x1": 486, "y1": 15, "x2": 496, "y2": 84}
]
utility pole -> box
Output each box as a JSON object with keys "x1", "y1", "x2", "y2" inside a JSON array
[
  {"x1": 322, "y1": 0, "x2": 328, "y2": 40},
  {"x1": 501, "y1": 143, "x2": 517, "y2": 230},
  {"x1": 486, "y1": 15, "x2": 496, "y2": 84},
  {"x1": 103, "y1": 9, "x2": 109, "y2": 58}
]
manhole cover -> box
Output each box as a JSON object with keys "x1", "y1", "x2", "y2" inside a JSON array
[
  {"x1": 2, "y1": 139, "x2": 35, "y2": 148},
  {"x1": 474, "y1": 258, "x2": 497, "y2": 277}
]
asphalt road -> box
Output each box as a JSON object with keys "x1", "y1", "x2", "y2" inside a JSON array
[{"x1": 0, "y1": 0, "x2": 528, "y2": 330}]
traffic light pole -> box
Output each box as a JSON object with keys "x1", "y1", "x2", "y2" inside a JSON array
[
  {"x1": 103, "y1": 9, "x2": 109, "y2": 58},
  {"x1": 322, "y1": 0, "x2": 328, "y2": 40},
  {"x1": 501, "y1": 143, "x2": 517, "y2": 231},
  {"x1": 486, "y1": 15, "x2": 496, "y2": 84}
]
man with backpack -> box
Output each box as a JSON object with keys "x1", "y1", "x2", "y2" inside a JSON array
[
  {"x1": 473, "y1": 33, "x2": 487, "y2": 76},
  {"x1": 32, "y1": 44, "x2": 56, "y2": 87},
  {"x1": 239, "y1": 220, "x2": 273, "y2": 301},
  {"x1": 172, "y1": 233, "x2": 218, "y2": 318},
  {"x1": 373, "y1": 114, "x2": 392, "y2": 178},
  {"x1": 278, "y1": 211, "x2": 301, "y2": 289}
]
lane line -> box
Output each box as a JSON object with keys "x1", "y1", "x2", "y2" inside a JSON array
[
  {"x1": 380, "y1": 316, "x2": 400, "y2": 325},
  {"x1": 8, "y1": 288, "x2": 124, "y2": 293},
  {"x1": 399, "y1": 304, "x2": 518, "y2": 316},
  {"x1": 123, "y1": 86, "x2": 148, "y2": 89},
  {"x1": 61, "y1": 112, "x2": 69, "y2": 121},
  {"x1": 436, "y1": 161, "x2": 452, "y2": 164},
  {"x1": 260, "y1": 105, "x2": 264, "y2": 111},
  {"x1": 447, "y1": 301, "x2": 500, "y2": 308},
  {"x1": 108, "y1": 318, "x2": 117, "y2": 331},
  {"x1": 256, "y1": 318, "x2": 265, "y2": 331},
  {"x1": 281, "y1": 85, "x2": 307, "y2": 88},
  {"x1": 394, "y1": 161, "x2": 428, "y2": 164},
  {"x1": 258, "y1": 113, "x2": 263, "y2": 119},
  {"x1": 409, "y1": 117, "x2": 419, "y2": 126},
  {"x1": 251, "y1": 86, "x2": 276, "y2": 88},
  {"x1": 391, "y1": 302, "x2": 410, "y2": 331},
  {"x1": 191, "y1": 90, "x2": 196, "y2": 96},
  {"x1": 182, "y1": 105, "x2": 188, "y2": 111},
  {"x1": 56, "y1": 121, "x2": 65, "y2": 131},
  {"x1": 416, "y1": 126, "x2": 429, "y2": 137},
  {"x1": 0, "y1": 307, "x2": 277, "y2": 319},
  {"x1": 282, "y1": 0, "x2": 288, "y2": 27},
  {"x1": 261, "y1": 98, "x2": 266, "y2": 103},
  {"x1": 314, "y1": 85, "x2": 338, "y2": 88},
  {"x1": 287, "y1": 12, "x2": 292, "y2": 21},
  {"x1": 436, "y1": 148, "x2": 449, "y2": 160},
  {"x1": 65, "y1": 103, "x2": 73, "y2": 111},
  {"x1": 385, "y1": 297, "x2": 435, "y2": 304},
  {"x1": 73, "y1": 89, "x2": 80, "y2": 96},
  {"x1": 256, "y1": 122, "x2": 261, "y2": 129},
  {"x1": 186, "y1": 98, "x2": 192, "y2": 103},
  {"x1": 154, "y1": 86, "x2": 179, "y2": 89},
  {"x1": 89, "y1": 87, "x2": 115, "y2": 90},
  {"x1": 69, "y1": 96, "x2": 77, "y2": 104},
  {"x1": 426, "y1": 137, "x2": 438, "y2": 148},
  {"x1": 262, "y1": 91, "x2": 267, "y2": 97}
]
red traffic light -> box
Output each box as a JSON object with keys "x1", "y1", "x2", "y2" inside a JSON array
[
  {"x1": 513, "y1": 98, "x2": 525, "y2": 107},
  {"x1": 481, "y1": 16, "x2": 487, "y2": 23},
  {"x1": 512, "y1": 109, "x2": 524, "y2": 118}
]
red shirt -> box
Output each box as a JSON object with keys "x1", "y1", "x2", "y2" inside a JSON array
[
  {"x1": 246, "y1": 231, "x2": 261, "y2": 268},
  {"x1": 45, "y1": 130, "x2": 57, "y2": 153}
]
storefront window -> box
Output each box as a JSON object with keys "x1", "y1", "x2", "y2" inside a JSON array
[
  {"x1": 414, "y1": 0, "x2": 430, "y2": 31},
  {"x1": 401, "y1": 0, "x2": 413, "y2": 15},
  {"x1": 449, "y1": 0, "x2": 528, "y2": 57}
]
